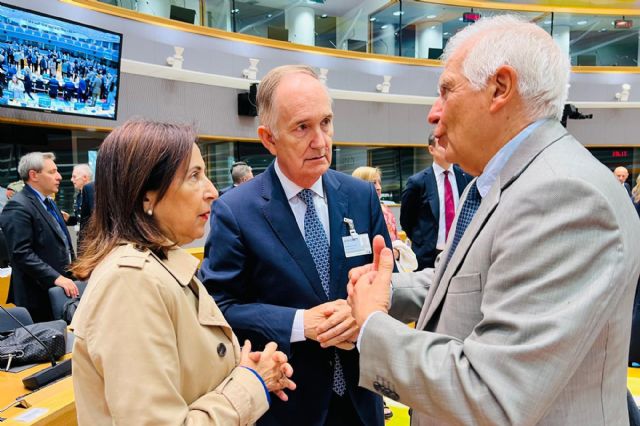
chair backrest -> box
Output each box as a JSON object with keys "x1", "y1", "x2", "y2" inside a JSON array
[
  {"x1": 0, "y1": 306, "x2": 33, "y2": 332},
  {"x1": 48, "y1": 281, "x2": 87, "y2": 322}
]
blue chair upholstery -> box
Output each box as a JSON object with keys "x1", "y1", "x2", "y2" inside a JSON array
[{"x1": 0, "y1": 306, "x2": 33, "y2": 332}]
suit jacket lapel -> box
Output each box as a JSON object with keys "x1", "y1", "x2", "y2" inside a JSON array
[
  {"x1": 425, "y1": 168, "x2": 439, "y2": 220},
  {"x1": 261, "y1": 165, "x2": 328, "y2": 302},
  {"x1": 23, "y1": 188, "x2": 67, "y2": 245},
  {"x1": 417, "y1": 120, "x2": 569, "y2": 330},
  {"x1": 325, "y1": 171, "x2": 348, "y2": 299},
  {"x1": 417, "y1": 180, "x2": 501, "y2": 328},
  {"x1": 453, "y1": 167, "x2": 468, "y2": 196}
]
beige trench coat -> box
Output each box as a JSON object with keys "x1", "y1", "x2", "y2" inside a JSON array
[{"x1": 71, "y1": 243, "x2": 269, "y2": 425}]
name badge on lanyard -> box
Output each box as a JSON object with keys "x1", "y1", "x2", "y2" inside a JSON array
[{"x1": 342, "y1": 218, "x2": 372, "y2": 257}]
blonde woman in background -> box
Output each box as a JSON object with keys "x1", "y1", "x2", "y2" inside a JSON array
[
  {"x1": 352, "y1": 167, "x2": 398, "y2": 240},
  {"x1": 352, "y1": 167, "x2": 417, "y2": 274}
]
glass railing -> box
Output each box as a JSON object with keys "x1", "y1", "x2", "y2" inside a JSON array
[{"x1": 95, "y1": 0, "x2": 640, "y2": 67}]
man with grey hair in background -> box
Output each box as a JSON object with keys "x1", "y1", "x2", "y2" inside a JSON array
[
  {"x1": 0, "y1": 152, "x2": 78, "y2": 322},
  {"x1": 614, "y1": 165, "x2": 632, "y2": 197},
  {"x1": 64, "y1": 163, "x2": 95, "y2": 249},
  {"x1": 218, "y1": 161, "x2": 254, "y2": 196},
  {"x1": 347, "y1": 15, "x2": 640, "y2": 425}
]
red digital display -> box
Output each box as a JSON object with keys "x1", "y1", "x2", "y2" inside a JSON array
[
  {"x1": 462, "y1": 12, "x2": 481, "y2": 23},
  {"x1": 612, "y1": 150, "x2": 629, "y2": 158},
  {"x1": 614, "y1": 19, "x2": 633, "y2": 29}
]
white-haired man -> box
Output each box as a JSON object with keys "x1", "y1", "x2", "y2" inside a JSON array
[
  {"x1": 346, "y1": 16, "x2": 640, "y2": 425},
  {"x1": 64, "y1": 163, "x2": 95, "y2": 247}
]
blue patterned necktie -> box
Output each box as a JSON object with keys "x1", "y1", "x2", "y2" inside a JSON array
[
  {"x1": 445, "y1": 181, "x2": 481, "y2": 269},
  {"x1": 298, "y1": 189, "x2": 346, "y2": 397},
  {"x1": 44, "y1": 197, "x2": 73, "y2": 257}
]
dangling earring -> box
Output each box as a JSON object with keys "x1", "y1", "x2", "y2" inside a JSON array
[{"x1": 146, "y1": 209, "x2": 153, "y2": 216}]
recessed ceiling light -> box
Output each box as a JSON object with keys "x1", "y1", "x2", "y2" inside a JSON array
[
  {"x1": 321, "y1": 14, "x2": 328, "y2": 18},
  {"x1": 458, "y1": 17, "x2": 463, "y2": 21},
  {"x1": 444, "y1": 32, "x2": 450, "y2": 36},
  {"x1": 427, "y1": 14, "x2": 436, "y2": 19},
  {"x1": 577, "y1": 20, "x2": 588, "y2": 25},
  {"x1": 267, "y1": 13, "x2": 272, "y2": 18},
  {"x1": 381, "y1": 24, "x2": 389, "y2": 29},
  {"x1": 544, "y1": 20, "x2": 551, "y2": 25},
  {"x1": 392, "y1": 11, "x2": 404, "y2": 16},
  {"x1": 599, "y1": 28, "x2": 607, "y2": 32},
  {"x1": 430, "y1": 25, "x2": 436, "y2": 29},
  {"x1": 369, "y1": 17, "x2": 377, "y2": 22}
]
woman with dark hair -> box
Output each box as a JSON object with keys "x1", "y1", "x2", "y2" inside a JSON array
[{"x1": 71, "y1": 119, "x2": 295, "y2": 425}]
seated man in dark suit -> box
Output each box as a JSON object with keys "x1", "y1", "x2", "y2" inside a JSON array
[
  {"x1": 400, "y1": 133, "x2": 471, "y2": 270},
  {"x1": 0, "y1": 152, "x2": 79, "y2": 322},
  {"x1": 48, "y1": 76, "x2": 59, "y2": 99},
  {"x1": 200, "y1": 65, "x2": 390, "y2": 426}
]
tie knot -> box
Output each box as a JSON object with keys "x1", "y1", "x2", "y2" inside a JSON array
[
  {"x1": 466, "y1": 181, "x2": 480, "y2": 202},
  {"x1": 298, "y1": 189, "x2": 315, "y2": 206},
  {"x1": 443, "y1": 170, "x2": 449, "y2": 175}
]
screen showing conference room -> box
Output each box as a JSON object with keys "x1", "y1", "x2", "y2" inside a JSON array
[{"x1": 0, "y1": 2, "x2": 122, "y2": 120}]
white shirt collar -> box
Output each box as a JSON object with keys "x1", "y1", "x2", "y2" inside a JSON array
[
  {"x1": 432, "y1": 161, "x2": 452, "y2": 176},
  {"x1": 274, "y1": 160, "x2": 325, "y2": 201}
]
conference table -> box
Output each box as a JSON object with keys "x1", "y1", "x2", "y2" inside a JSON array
[{"x1": 0, "y1": 355, "x2": 74, "y2": 425}]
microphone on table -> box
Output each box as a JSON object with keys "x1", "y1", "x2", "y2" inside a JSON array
[{"x1": 0, "y1": 305, "x2": 72, "y2": 390}]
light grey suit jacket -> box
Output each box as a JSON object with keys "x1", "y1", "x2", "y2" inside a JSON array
[{"x1": 359, "y1": 120, "x2": 640, "y2": 425}]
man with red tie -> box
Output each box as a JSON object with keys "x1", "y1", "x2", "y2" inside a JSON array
[{"x1": 400, "y1": 133, "x2": 472, "y2": 271}]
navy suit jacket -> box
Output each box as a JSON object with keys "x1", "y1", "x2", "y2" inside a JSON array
[
  {"x1": 400, "y1": 164, "x2": 471, "y2": 270},
  {"x1": 200, "y1": 164, "x2": 389, "y2": 426},
  {"x1": 0, "y1": 187, "x2": 74, "y2": 321}
]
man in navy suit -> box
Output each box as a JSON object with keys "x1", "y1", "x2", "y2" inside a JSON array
[
  {"x1": 0, "y1": 152, "x2": 79, "y2": 322},
  {"x1": 400, "y1": 134, "x2": 472, "y2": 270},
  {"x1": 200, "y1": 65, "x2": 389, "y2": 425}
]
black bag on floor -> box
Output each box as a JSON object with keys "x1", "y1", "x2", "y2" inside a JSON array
[{"x1": 0, "y1": 320, "x2": 67, "y2": 368}]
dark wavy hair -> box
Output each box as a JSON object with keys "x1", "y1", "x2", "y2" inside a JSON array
[{"x1": 72, "y1": 119, "x2": 195, "y2": 279}]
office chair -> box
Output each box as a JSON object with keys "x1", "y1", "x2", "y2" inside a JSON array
[
  {"x1": 48, "y1": 281, "x2": 87, "y2": 322},
  {"x1": 0, "y1": 306, "x2": 33, "y2": 332}
]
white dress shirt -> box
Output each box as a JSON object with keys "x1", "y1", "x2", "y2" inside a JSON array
[{"x1": 274, "y1": 160, "x2": 330, "y2": 342}]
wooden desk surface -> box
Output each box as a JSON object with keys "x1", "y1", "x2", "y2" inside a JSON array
[
  {"x1": 1, "y1": 358, "x2": 639, "y2": 425},
  {"x1": 0, "y1": 355, "x2": 75, "y2": 425}
]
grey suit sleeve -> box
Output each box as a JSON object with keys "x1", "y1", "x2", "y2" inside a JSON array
[
  {"x1": 358, "y1": 177, "x2": 638, "y2": 425},
  {"x1": 388, "y1": 268, "x2": 433, "y2": 324}
]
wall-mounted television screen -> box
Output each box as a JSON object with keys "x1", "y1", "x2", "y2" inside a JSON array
[{"x1": 0, "y1": 2, "x2": 122, "y2": 120}]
